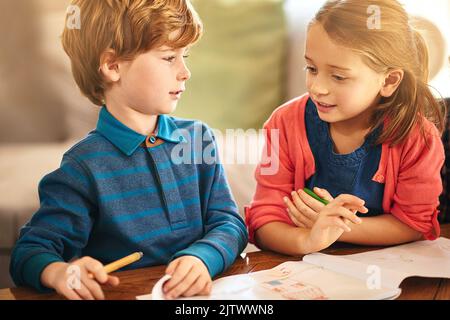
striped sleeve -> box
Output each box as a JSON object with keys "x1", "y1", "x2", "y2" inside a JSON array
[
  {"x1": 10, "y1": 154, "x2": 96, "y2": 292},
  {"x1": 171, "y1": 126, "x2": 248, "y2": 277}
]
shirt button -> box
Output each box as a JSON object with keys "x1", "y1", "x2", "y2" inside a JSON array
[{"x1": 149, "y1": 136, "x2": 156, "y2": 144}]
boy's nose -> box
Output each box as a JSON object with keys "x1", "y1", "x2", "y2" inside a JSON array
[{"x1": 177, "y1": 65, "x2": 191, "y2": 81}]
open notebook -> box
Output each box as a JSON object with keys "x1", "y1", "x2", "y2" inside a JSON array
[{"x1": 137, "y1": 237, "x2": 450, "y2": 300}]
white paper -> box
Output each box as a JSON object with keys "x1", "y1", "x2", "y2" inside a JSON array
[
  {"x1": 137, "y1": 261, "x2": 399, "y2": 300},
  {"x1": 304, "y1": 252, "x2": 404, "y2": 289},
  {"x1": 136, "y1": 238, "x2": 450, "y2": 300},
  {"x1": 136, "y1": 274, "x2": 171, "y2": 300},
  {"x1": 308, "y1": 237, "x2": 450, "y2": 288}
]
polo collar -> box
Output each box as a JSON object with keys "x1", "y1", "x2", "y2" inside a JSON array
[{"x1": 96, "y1": 106, "x2": 186, "y2": 156}]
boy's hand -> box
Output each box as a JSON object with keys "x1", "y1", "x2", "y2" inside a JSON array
[
  {"x1": 41, "y1": 257, "x2": 120, "y2": 300},
  {"x1": 306, "y1": 194, "x2": 368, "y2": 252},
  {"x1": 284, "y1": 187, "x2": 334, "y2": 228},
  {"x1": 163, "y1": 256, "x2": 212, "y2": 300}
]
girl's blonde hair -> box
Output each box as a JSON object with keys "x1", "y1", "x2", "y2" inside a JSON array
[
  {"x1": 61, "y1": 0, "x2": 203, "y2": 106},
  {"x1": 312, "y1": 0, "x2": 446, "y2": 145}
]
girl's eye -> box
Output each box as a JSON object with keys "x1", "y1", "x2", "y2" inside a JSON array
[
  {"x1": 183, "y1": 54, "x2": 190, "y2": 59},
  {"x1": 305, "y1": 66, "x2": 317, "y2": 74},
  {"x1": 332, "y1": 75, "x2": 347, "y2": 81}
]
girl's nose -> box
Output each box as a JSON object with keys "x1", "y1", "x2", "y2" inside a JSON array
[{"x1": 310, "y1": 79, "x2": 329, "y2": 96}]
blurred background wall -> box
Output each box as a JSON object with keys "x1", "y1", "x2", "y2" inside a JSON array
[
  {"x1": 0, "y1": 0, "x2": 98, "y2": 143},
  {"x1": 0, "y1": 0, "x2": 449, "y2": 142},
  {"x1": 0, "y1": 0, "x2": 449, "y2": 289}
]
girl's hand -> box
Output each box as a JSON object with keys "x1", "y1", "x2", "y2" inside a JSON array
[
  {"x1": 284, "y1": 187, "x2": 334, "y2": 228},
  {"x1": 163, "y1": 256, "x2": 212, "y2": 300},
  {"x1": 41, "y1": 257, "x2": 120, "y2": 300},
  {"x1": 306, "y1": 194, "x2": 369, "y2": 252}
]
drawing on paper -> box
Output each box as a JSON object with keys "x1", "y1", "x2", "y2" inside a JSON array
[
  {"x1": 252, "y1": 263, "x2": 329, "y2": 300},
  {"x1": 370, "y1": 252, "x2": 415, "y2": 263},
  {"x1": 260, "y1": 278, "x2": 328, "y2": 300},
  {"x1": 264, "y1": 265, "x2": 293, "y2": 279}
]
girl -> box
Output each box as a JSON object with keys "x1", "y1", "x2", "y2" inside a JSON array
[{"x1": 245, "y1": 0, "x2": 446, "y2": 255}]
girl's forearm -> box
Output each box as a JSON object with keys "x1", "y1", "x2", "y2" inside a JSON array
[
  {"x1": 254, "y1": 222, "x2": 315, "y2": 256},
  {"x1": 338, "y1": 214, "x2": 422, "y2": 245}
]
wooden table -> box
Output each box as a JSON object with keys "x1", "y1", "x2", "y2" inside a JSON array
[{"x1": 1, "y1": 224, "x2": 449, "y2": 300}]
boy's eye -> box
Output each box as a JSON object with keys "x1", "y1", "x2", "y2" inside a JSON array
[
  {"x1": 163, "y1": 54, "x2": 189, "y2": 62},
  {"x1": 164, "y1": 56, "x2": 176, "y2": 62}
]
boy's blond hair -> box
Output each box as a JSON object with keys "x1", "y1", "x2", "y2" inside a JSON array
[{"x1": 61, "y1": 0, "x2": 203, "y2": 106}]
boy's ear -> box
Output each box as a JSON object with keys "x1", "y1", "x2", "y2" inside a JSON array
[
  {"x1": 380, "y1": 69, "x2": 404, "y2": 97},
  {"x1": 99, "y1": 49, "x2": 121, "y2": 83}
]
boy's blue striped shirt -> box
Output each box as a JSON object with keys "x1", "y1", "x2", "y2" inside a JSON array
[{"x1": 10, "y1": 107, "x2": 248, "y2": 292}]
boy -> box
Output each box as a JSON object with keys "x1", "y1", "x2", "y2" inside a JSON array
[{"x1": 10, "y1": 0, "x2": 248, "y2": 300}]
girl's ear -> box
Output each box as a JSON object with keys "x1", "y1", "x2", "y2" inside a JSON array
[
  {"x1": 99, "y1": 49, "x2": 121, "y2": 83},
  {"x1": 380, "y1": 69, "x2": 404, "y2": 97}
]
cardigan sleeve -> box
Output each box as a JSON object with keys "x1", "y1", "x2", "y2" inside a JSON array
[
  {"x1": 390, "y1": 124, "x2": 444, "y2": 240},
  {"x1": 245, "y1": 110, "x2": 298, "y2": 244}
]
